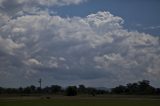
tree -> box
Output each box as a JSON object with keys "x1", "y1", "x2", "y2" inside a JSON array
[
  {"x1": 111, "y1": 85, "x2": 126, "y2": 94},
  {"x1": 18, "y1": 87, "x2": 23, "y2": 94},
  {"x1": 23, "y1": 87, "x2": 31, "y2": 94},
  {"x1": 126, "y1": 83, "x2": 139, "y2": 94},
  {"x1": 111, "y1": 80, "x2": 156, "y2": 95},
  {"x1": 156, "y1": 88, "x2": 160, "y2": 95},
  {"x1": 66, "y1": 86, "x2": 77, "y2": 96},
  {"x1": 30, "y1": 85, "x2": 36, "y2": 93},
  {"x1": 50, "y1": 85, "x2": 62, "y2": 94},
  {"x1": 43, "y1": 86, "x2": 50, "y2": 94},
  {"x1": 86, "y1": 87, "x2": 97, "y2": 96},
  {"x1": 0, "y1": 87, "x2": 4, "y2": 94},
  {"x1": 78, "y1": 85, "x2": 86, "y2": 94},
  {"x1": 138, "y1": 80, "x2": 155, "y2": 95}
]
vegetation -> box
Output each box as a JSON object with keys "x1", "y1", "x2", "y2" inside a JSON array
[
  {"x1": 0, "y1": 80, "x2": 160, "y2": 96},
  {"x1": 0, "y1": 80, "x2": 160, "y2": 106},
  {"x1": 111, "y1": 80, "x2": 160, "y2": 95},
  {"x1": 66, "y1": 86, "x2": 77, "y2": 96}
]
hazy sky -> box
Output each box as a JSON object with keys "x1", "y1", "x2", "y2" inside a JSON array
[{"x1": 0, "y1": 0, "x2": 160, "y2": 88}]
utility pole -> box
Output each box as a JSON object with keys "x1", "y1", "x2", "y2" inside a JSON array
[{"x1": 38, "y1": 78, "x2": 42, "y2": 89}]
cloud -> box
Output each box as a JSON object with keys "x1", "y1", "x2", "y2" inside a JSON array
[
  {"x1": 0, "y1": 0, "x2": 86, "y2": 6},
  {"x1": 0, "y1": 12, "x2": 9, "y2": 26},
  {"x1": 143, "y1": 26, "x2": 160, "y2": 30},
  {"x1": 0, "y1": 36, "x2": 24, "y2": 55},
  {"x1": 0, "y1": 8, "x2": 160, "y2": 87},
  {"x1": 0, "y1": 0, "x2": 86, "y2": 18},
  {"x1": 25, "y1": 58, "x2": 42, "y2": 66}
]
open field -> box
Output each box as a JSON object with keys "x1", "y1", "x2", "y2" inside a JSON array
[{"x1": 0, "y1": 96, "x2": 160, "y2": 106}]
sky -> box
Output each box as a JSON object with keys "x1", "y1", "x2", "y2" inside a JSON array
[{"x1": 0, "y1": 0, "x2": 160, "y2": 88}]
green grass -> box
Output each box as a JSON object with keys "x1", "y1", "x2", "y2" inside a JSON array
[{"x1": 0, "y1": 97, "x2": 160, "y2": 106}]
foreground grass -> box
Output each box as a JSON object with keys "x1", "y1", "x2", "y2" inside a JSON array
[{"x1": 0, "y1": 96, "x2": 160, "y2": 106}]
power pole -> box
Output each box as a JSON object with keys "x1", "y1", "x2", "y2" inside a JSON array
[{"x1": 38, "y1": 78, "x2": 42, "y2": 89}]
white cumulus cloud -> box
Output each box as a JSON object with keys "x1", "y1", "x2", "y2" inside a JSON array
[{"x1": 0, "y1": 7, "x2": 160, "y2": 87}]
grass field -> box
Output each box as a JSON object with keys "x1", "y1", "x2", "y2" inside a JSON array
[{"x1": 0, "y1": 96, "x2": 160, "y2": 106}]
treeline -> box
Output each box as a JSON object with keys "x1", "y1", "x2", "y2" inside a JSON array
[
  {"x1": 111, "y1": 80, "x2": 160, "y2": 95},
  {"x1": 0, "y1": 85, "x2": 106, "y2": 96},
  {"x1": 0, "y1": 80, "x2": 160, "y2": 96}
]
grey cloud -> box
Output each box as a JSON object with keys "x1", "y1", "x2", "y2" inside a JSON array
[
  {"x1": 0, "y1": 36, "x2": 24, "y2": 55},
  {"x1": 0, "y1": 13, "x2": 9, "y2": 26},
  {"x1": 0, "y1": 0, "x2": 86, "y2": 17},
  {"x1": 0, "y1": 9, "x2": 160, "y2": 87}
]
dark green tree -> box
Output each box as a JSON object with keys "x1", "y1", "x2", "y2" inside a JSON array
[
  {"x1": 50, "y1": 85, "x2": 62, "y2": 94},
  {"x1": 78, "y1": 85, "x2": 86, "y2": 94},
  {"x1": 66, "y1": 86, "x2": 77, "y2": 96},
  {"x1": 111, "y1": 85, "x2": 126, "y2": 94}
]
